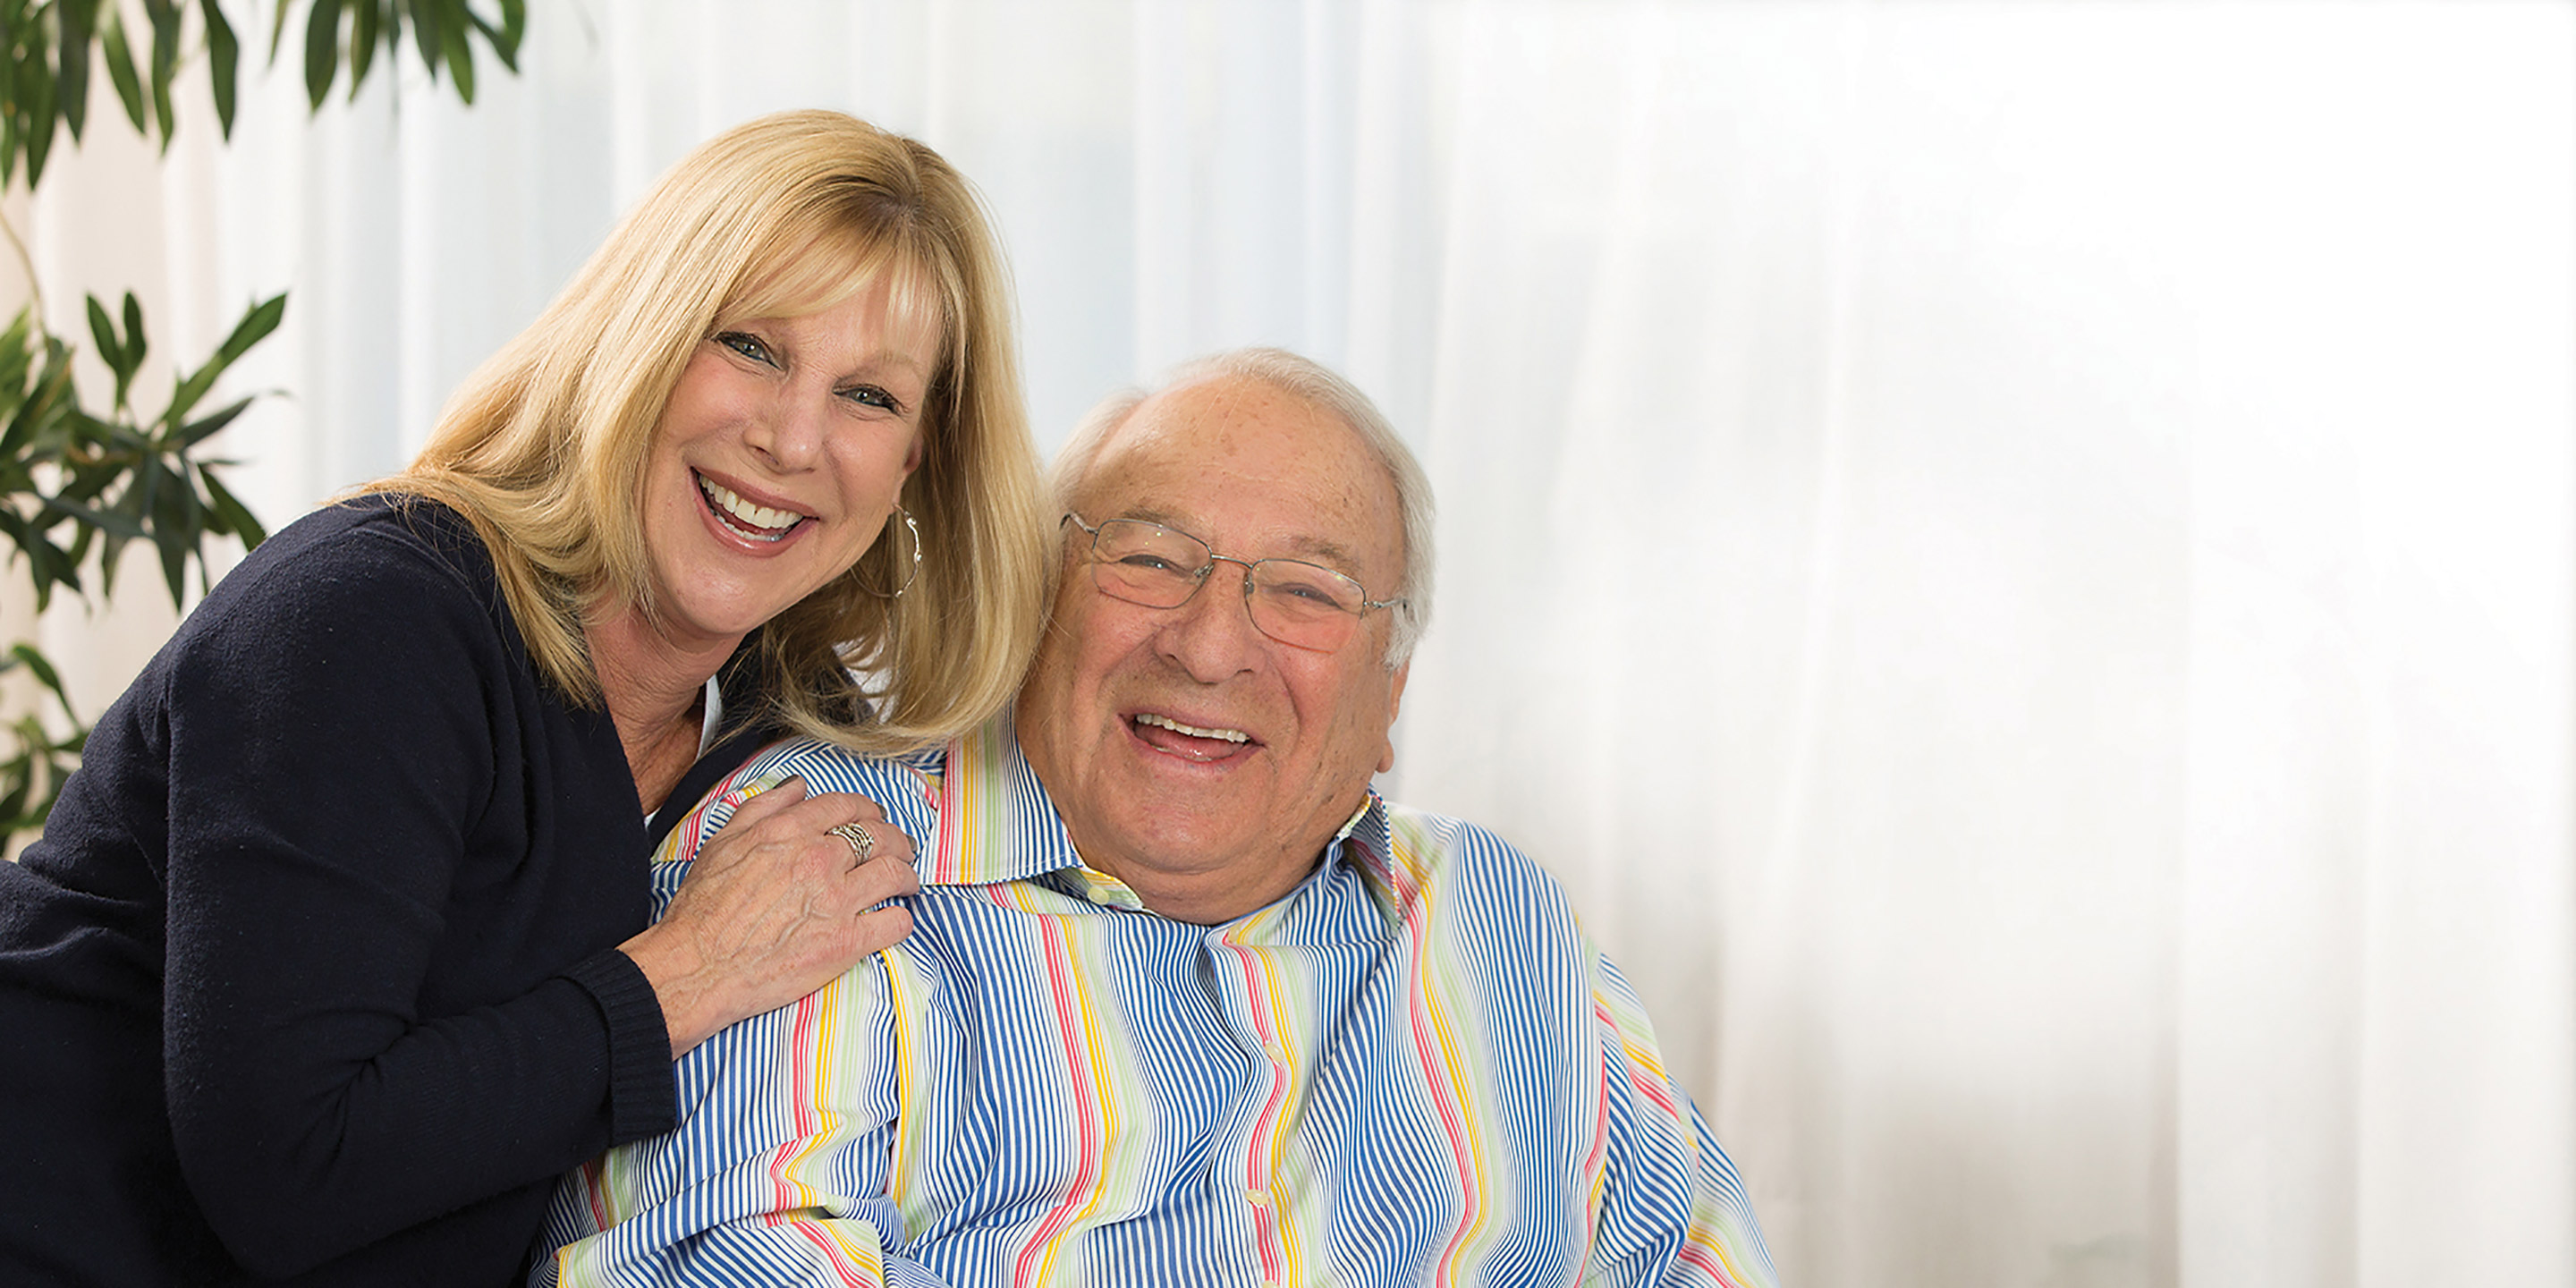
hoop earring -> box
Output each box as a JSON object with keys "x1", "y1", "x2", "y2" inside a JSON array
[{"x1": 872, "y1": 504, "x2": 923, "y2": 599}]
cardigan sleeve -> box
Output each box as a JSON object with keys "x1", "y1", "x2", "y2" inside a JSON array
[{"x1": 153, "y1": 514, "x2": 663, "y2": 1279}]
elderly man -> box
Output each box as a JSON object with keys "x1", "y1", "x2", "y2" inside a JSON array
[{"x1": 536, "y1": 349, "x2": 1781, "y2": 1287}]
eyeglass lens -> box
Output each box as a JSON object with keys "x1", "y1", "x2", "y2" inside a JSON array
[{"x1": 1087, "y1": 518, "x2": 1369, "y2": 652}]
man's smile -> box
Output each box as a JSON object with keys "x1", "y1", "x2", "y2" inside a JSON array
[{"x1": 1130, "y1": 711, "x2": 1257, "y2": 763}]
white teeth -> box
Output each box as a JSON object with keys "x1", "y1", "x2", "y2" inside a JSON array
[
  {"x1": 696, "y1": 473, "x2": 806, "y2": 540},
  {"x1": 1136, "y1": 713, "x2": 1249, "y2": 743}
]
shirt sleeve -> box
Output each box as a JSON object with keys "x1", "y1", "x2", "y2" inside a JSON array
[
  {"x1": 156, "y1": 521, "x2": 650, "y2": 1277},
  {"x1": 534, "y1": 769, "x2": 949, "y2": 1288},
  {"x1": 533, "y1": 985, "x2": 937, "y2": 1288},
  {"x1": 1581, "y1": 953, "x2": 1785, "y2": 1288}
]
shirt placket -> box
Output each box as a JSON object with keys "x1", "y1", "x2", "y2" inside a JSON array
[{"x1": 1204, "y1": 924, "x2": 1301, "y2": 1287}]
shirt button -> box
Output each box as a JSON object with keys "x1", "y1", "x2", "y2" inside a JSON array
[{"x1": 1246, "y1": 1190, "x2": 1271, "y2": 1208}]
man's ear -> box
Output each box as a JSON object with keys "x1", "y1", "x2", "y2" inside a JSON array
[{"x1": 1377, "y1": 661, "x2": 1411, "y2": 775}]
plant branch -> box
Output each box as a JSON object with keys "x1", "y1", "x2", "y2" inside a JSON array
[{"x1": 0, "y1": 205, "x2": 44, "y2": 325}]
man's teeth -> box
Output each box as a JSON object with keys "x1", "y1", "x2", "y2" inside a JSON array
[
  {"x1": 1136, "y1": 713, "x2": 1249, "y2": 743},
  {"x1": 697, "y1": 474, "x2": 805, "y2": 539}
]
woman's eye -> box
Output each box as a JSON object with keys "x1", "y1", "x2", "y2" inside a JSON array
[
  {"x1": 716, "y1": 332, "x2": 774, "y2": 366},
  {"x1": 841, "y1": 385, "x2": 903, "y2": 414}
]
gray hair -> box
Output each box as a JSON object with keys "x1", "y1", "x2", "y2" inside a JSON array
[{"x1": 1048, "y1": 347, "x2": 1435, "y2": 667}]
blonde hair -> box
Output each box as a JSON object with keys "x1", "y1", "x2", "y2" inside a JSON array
[{"x1": 367, "y1": 110, "x2": 1048, "y2": 752}]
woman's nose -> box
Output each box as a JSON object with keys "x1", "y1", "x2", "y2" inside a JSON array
[{"x1": 743, "y1": 392, "x2": 826, "y2": 470}]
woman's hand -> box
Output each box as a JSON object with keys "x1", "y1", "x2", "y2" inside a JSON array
[{"x1": 618, "y1": 776, "x2": 919, "y2": 1058}]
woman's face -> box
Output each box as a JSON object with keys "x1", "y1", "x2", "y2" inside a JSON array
[{"x1": 635, "y1": 275, "x2": 942, "y2": 654}]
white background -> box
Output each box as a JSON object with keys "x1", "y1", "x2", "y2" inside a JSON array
[{"x1": 7, "y1": 3, "x2": 2572, "y2": 1285}]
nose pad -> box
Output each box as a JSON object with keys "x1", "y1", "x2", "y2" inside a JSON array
[
  {"x1": 1211, "y1": 556, "x2": 1265, "y2": 630},
  {"x1": 1157, "y1": 557, "x2": 1268, "y2": 680}
]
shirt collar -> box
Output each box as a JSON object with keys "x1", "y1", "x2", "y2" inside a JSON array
[{"x1": 916, "y1": 709, "x2": 1083, "y2": 887}]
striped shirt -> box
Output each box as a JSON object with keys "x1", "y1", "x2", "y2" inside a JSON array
[{"x1": 536, "y1": 715, "x2": 1781, "y2": 1287}]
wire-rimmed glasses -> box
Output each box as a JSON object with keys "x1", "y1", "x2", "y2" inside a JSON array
[{"x1": 1063, "y1": 513, "x2": 1403, "y2": 654}]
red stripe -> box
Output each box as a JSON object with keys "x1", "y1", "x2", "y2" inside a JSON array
[
  {"x1": 1227, "y1": 941, "x2": 1288, "y2": 1280},
  {"x1": 1010, "y1": 920, "x2": 1099, "y2": 1286}
]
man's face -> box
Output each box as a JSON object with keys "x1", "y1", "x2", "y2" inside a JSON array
[{"x1": 1015, "y1": 375, "x2": 1411, "y2": 923}]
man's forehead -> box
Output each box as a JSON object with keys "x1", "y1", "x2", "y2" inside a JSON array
[
  {"x1": 1116, "y1": 504, "x2": 1369, "y2": 570},
  {"x1": 1082, "y1": 384, "x2": 1401, "y2": 572}
]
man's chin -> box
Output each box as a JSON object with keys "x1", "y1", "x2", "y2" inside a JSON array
[{"x1": 1080, "y1": 805, "x2": 1266, "y2": 880}]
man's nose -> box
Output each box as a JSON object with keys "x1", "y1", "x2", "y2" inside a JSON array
[{"x1": 1156, "y1": 557, "x2": 1267, "y2": 682}]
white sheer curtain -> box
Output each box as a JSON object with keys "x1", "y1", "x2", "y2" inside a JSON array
[{"x1": 13, "y1": 3, "x2": 2572, "y2": 1285}]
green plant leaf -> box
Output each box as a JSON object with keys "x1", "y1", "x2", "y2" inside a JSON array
[
  {"x1": 145, "y1": 0, "x2": 179, "y2": 144},
  {"x1": 0, "y1": 513, "x2": 33, "y2": 588},
  {"x1": 80, "y1": 531, "x2": 120, "y2": 601},
  {"x1": 146, "y1": 458, "x2": 196, "y2": 607},
  {"x1": 1, "y1": 356, "x2": 73, "y2": 465},
  {"x1": 20, "y1": 531, "x2": 76, "y2": 609},
  {"x1": 174, "y1": 394, "x2": 251, "y2": 449},
  {"x1": 159, "y1": 367, "x2": 211, "y2": 429},
  {"x1": 0, "y1": 771, "x2": 32, "y2": 834},
  {"x1": 21, "y1": 40, "x2": 57, "y2": 185},
  {"x1": 408, "y1": 0, "x2": 443, "y2": 85},
  {"x1": 0, "y1": 394, "x2": 41, "y2": 467},
  {"x1": 0, "y1": 305, "x2": 37, "y2": 386},
  {"x1": 347, "y1": 0, "x2": 378, "y2": 100},
  {"x1": 34, "y1": 494, "x2": 148, "y2": 541},
  {"x1": 166, "y1": 293, "x2": 284, "y2": 427},
  {"x1": 267, "y1": 0, "x2": 295, "y2": 63},
  {"x1": 55, "y1": 448, "x2": 126, "y2": 504},
  {"x1": 0, "y1": 396, "x2": 29, "y2": 468},
  {"x1": 67, "y1": 405, "x2": 142, "y2": 455},
  {"x1": 55, "y1": 0, "x2": 96, "y2": 141},
  {"x1": 4, "y1": 641, "x2": 69, "y2": 701},
  {"x1": 201, "y1": 0, "x2": 239, "y2": 137},
  {"x1": 304, "y1": 0, "x2": 346, "y2": 109},
  {"x1": 211, "y1": 292, "x2": 286, "y2": 367},
  {"x1": 121, "y1": 292, "x2": 145, "y2": 377},
  {"x1": 477, "y1": 0, "x2": 524, "y2": 72},
  {"x1": 97, "y1": 8, "x2": 148, "y2": 133},
  {"x1": 199, "y1": 467, "x2": 267, "y2": 549},
  {"x1": 83, "y1": 294, "x2": 124, "y2": 389},
  {"x1": 109, "y1": 450, "x2": 157, "y2": 585},
  {"x1": 440, "y1": 4, "x2": 474, "y2": 103}
]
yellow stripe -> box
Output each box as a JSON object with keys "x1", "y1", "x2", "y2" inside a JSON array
[
  {"x1": 770, "y1": 979, "x2": 848, "y2": 1208},
  {"x1": 884, "y1": 949, "x2": 920, "y2": 1205},
  {"x1": 1389, "y1": 815, "x2": 1498, "y2": 1281},
  {"x1": 1262, "y1": 949, "x2": 1315, "y2": 1283}
]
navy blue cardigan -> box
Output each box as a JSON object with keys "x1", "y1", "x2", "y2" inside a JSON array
[{"x1": 0, "y1": 496, "x2": 783, "y2": 1285}]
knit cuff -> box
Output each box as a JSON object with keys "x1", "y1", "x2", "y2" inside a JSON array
[{"x1": 564, "y1": 948, "x2": 677, "y2": 1145}]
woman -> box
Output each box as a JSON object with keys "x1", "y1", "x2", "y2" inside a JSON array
[{"x1": 0, "y1": 111, "x2": 1049, "y2": 1284}]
